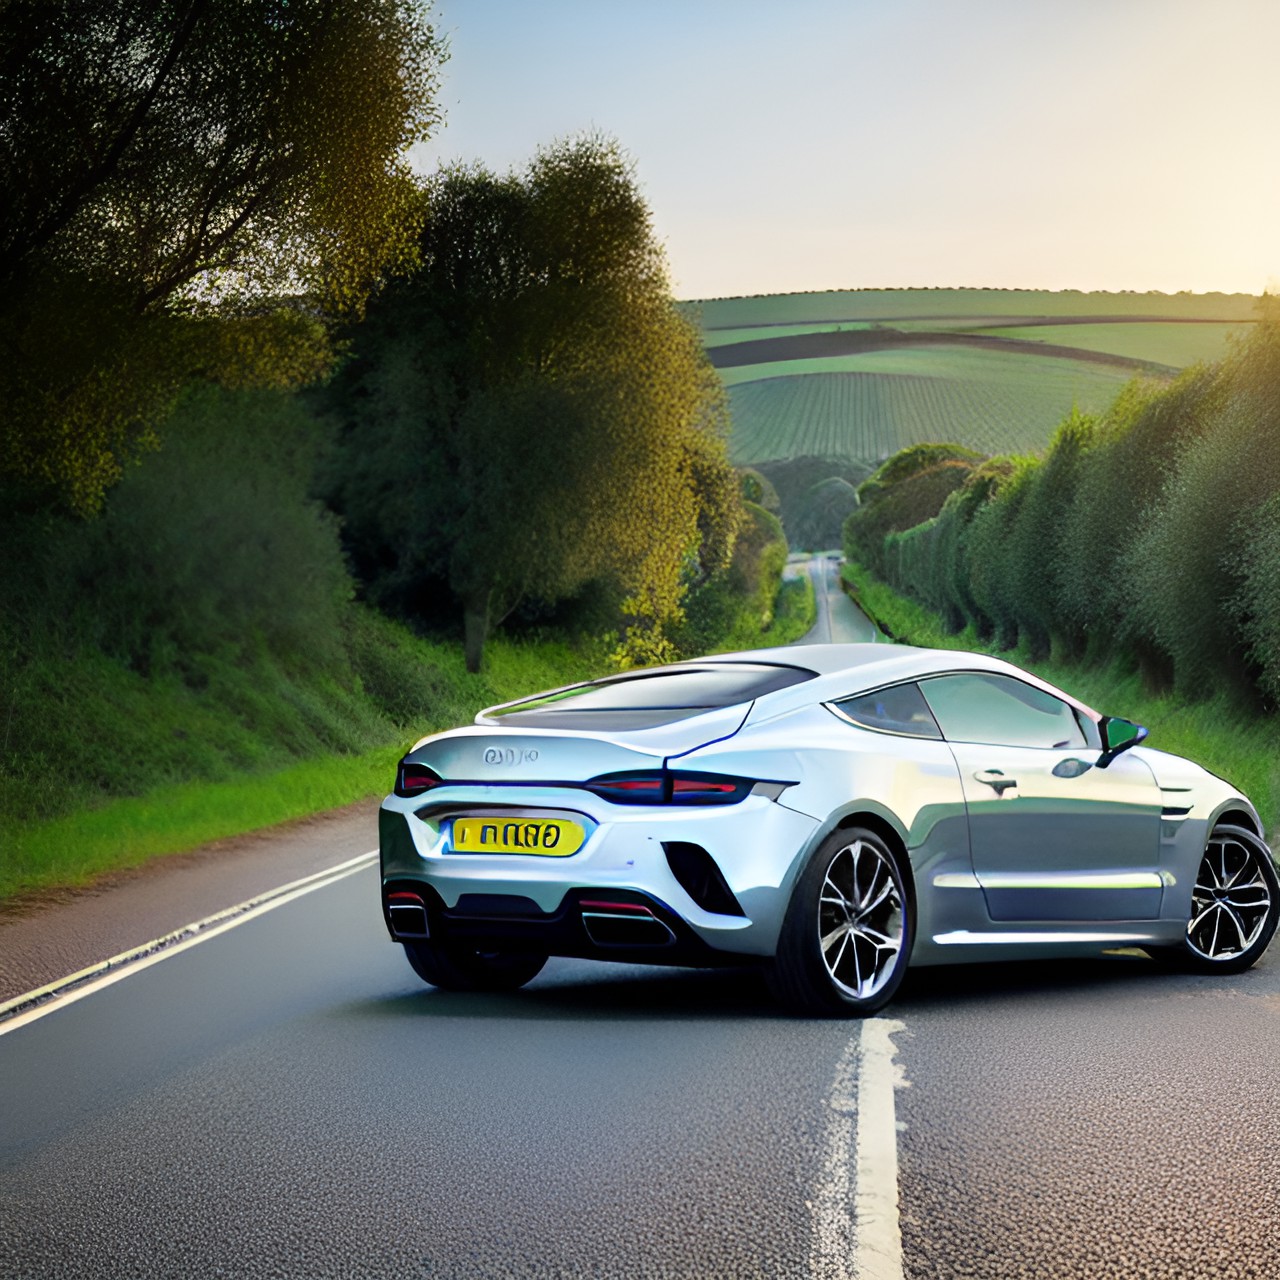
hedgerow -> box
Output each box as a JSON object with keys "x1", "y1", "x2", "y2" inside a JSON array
[{"x1": 846, "y1": 302, "x2": 1280, "y2": 710}]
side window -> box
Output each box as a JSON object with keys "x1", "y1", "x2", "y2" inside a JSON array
[
  {"x1": 919, "y1": 673, "x2": 1088, "y2": 749},
  {"x1": 831, "y1": 682, "x2": 943, "y2": 739}
]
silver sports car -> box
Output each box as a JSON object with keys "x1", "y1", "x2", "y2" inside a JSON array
[{"x1": 379, "y1": 643, "x2": 1278, "y2": 1014}]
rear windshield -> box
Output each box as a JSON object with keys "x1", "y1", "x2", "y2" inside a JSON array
[{"x1": 488, "y1": 663, "x2": 816, "y2": 730}]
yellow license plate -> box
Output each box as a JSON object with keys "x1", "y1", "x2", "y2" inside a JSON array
[{"x1": 450, "y1": 817, "x2": 585, "y2": 857}]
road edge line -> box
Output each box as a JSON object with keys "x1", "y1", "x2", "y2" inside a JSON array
[
  {"x1": 808, "y1": 1016, "x2": 908, "y2": 1280},
  {"x1": 0, "y1": 849, "x2": 379, "y2": 1035},
  {"x1": 854, "y1": 1017, "x2": 907, "y2": 1280}
]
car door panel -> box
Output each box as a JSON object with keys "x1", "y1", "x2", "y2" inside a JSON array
[
  {"x1": 919, "y1": 671, "x2": 1164, "y2": 923},
  {"x1": 946, "y1": 744, "x2": 1164, "y2": 920}
]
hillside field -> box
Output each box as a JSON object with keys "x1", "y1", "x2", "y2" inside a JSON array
[
  {"x1": 725, "y1": 356, "x2": 1133, "y2": 465},
  {"x1": 971, "y1": 321, "x2": 1244, "y2": 368},
  {"x1": 691, "y1": 288, "x2": 1260, "y2": 471},
  {"x1": 690, "y1": 287, "x2": 1258, "y2": 329}
]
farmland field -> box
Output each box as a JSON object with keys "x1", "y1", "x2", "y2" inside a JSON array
[
  {"x1": 716, "y1": 346, "x2": 1141, "y2": 391},
  {"x1": 701, "y1": 321, "x2": 871, "y2": 348},
  {"x1": 726, "y1": 359, "x2": 1134, "y2": 465},
  {"x1": 693, "y1": 288, "x2": 1259, "y2": 329},
  {"x1": 972, "y1": 321, "x2": 1246, "y2": 368},
  {"x1": 696, "y1": 288, "x2": 1262, "y2": 471}
]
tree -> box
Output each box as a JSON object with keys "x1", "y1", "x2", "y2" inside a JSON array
[
  {"x1": 323, "y1": 137, "x2": 739, "y2": 672},
  {"x1": 1003, "y1": 408, "x2": 1096, "y2": 660},
  {"x1": 0, "y1": 0, "x2": 444, "y2": 512},
  {"x1": 842, "y1": 444, "x2": 981, "y2": 576}
]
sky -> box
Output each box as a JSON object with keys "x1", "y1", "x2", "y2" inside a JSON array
[{"x1": 410, "y1": 0, "x2": 1280, "y2": 301}]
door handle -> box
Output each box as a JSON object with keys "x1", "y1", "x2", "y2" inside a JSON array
[{"x1": 974, "y1": 769, "x2": 1017, "y2": 795}]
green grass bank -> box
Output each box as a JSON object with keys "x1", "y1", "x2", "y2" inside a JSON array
[
  {"x1": 0, "y1": 624, "x2": 604, "y2": 902},
  {"x1": 1, "y1": 575, "x2": 814, "y2": 905}
]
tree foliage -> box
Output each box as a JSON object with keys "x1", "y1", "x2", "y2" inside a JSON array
[
  {"x1": 788, "y1": 477, "x2": 859, "y2": 551},
  {"x1": 1, "y1": 386, "x2": 351, "y2": 676},
  {"x1": 844, "y1": 451, "x2": 980, "y2": 576},
  {"x1": 0, "y1": 0, "x2": 444, "y2": 511},
  {"x1": 322, "y1": 137, "x2": 740, "y2": 671},
  {"x1": 751, "y1": 454, "x2": 871, "y2": 548}
]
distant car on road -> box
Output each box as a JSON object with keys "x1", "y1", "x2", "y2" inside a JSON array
[{"x1": 380, "y1": 644, "x2": 1278, "y2": 1014}]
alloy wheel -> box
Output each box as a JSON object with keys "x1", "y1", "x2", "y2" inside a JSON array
[
  {"x1": 817, "y1": 838, "x2": 905, "y2": 1001},
  {"x1": 1187, "y1": 829, "x2": 1274, "y2": 961}
]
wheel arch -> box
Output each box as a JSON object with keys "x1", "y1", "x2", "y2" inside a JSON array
[
  {"x1": 768, "y1": 805, "x2": 918, "y2": 1014},
  {"x1": 831, "y1": 808, "x2": 918, "y2": 913},
  {"x1": 1208, "y1": 801, "x2": 1265, "y2": 842},
  {"x1": 1171, "y1": 806, "x2": 1280, "y2": 972},
  {"x1": 771, "y1": 801, "x2": 919, "y2": 953}
]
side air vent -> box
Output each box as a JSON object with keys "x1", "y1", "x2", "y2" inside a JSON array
[{"x1": 662, "y1": 842, "x2": 747, "y2": 917}]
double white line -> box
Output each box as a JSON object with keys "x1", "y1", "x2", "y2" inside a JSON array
[{"x1": 0, "y1": 849, "x2": 378, "y2": 1036}]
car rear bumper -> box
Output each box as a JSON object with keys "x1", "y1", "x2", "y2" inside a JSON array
[{"x1": 379, "y1": 787, "x2": 821, "y2": 959}]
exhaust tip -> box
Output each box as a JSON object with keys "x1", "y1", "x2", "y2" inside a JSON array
[
  {"x1": 579, "y1": 900, "x2": 676, "y2": 948},
  {"x1": 387, "y1": 891, "x2": 430, "y2": 939}
]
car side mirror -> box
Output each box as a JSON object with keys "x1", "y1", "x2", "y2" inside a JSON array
[{"x1": 1097, "y1": 716, "x2": 1149, "y2": 769}]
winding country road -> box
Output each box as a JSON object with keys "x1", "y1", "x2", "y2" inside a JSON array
[
  {"x1": 4, "y1": 569, "x2": 1280, "y2": 1278},
  {"x1": 790, "y1": 552, "x2": 883, "y2": 646}
]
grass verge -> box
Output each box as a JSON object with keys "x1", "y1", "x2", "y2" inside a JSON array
[
  {"x1": 711, "y1": 573, "x2": 816, "y2": 653},
  {"x1": 841, "y1": 560, "x2": 1280, "y2": 830},
  {"x1": 0, "y1": 573, "x2": 814, "y2": 904},
  {"x1": 0, "y1": 746, "x2": 401, "y2": 901},
  {"x1": 0, "y1": 629, "x2": 608, "y2": 902}
]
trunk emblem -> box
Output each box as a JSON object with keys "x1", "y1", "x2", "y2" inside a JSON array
[{"x1": 484, "y1": 747, "x2": 540, "y2": 766}]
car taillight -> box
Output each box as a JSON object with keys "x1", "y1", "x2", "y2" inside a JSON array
[
  {"x1": 671, "y1": 776, "x2": 741, "y2": 798},
  {"x1": 395, "y1": 760, "x2": 443, "y2": 797},
  {"x1": 585, "y1": 770, "x2": 753, "y2": 805}
]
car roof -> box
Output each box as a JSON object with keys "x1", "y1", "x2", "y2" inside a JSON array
[
  {"x1": 693, "y1": 642, "x2": 922, "y2": 677},
  {"x1": 697, "y1": 643, "x2": 1101, "y2": 726},
  {"x1": 475, "y1": 643, "x2": 1099, "y2": 736}
]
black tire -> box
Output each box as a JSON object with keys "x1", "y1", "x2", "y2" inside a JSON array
[
  {"x1": 1148, "y1": 823, "x2": 1279, "y2": 975},
  {"x1": 402, "y1": 939, "x2": 548, "y2": 992},
  {"x1": 768, "y1": 826, "x2": 914, "y2": 1016}
]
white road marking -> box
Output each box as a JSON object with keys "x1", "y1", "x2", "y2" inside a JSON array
[
  {"x1": 0, "y1": 849, "x2": 379, "y2": 1036},
  {"x1": 809, "y1": 1017, "x2": 908, "y2": 1280}
]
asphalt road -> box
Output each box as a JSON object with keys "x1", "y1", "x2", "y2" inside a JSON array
[
  {"x1": 790, "y1": 552, "x2": 883, "y2": 646},
  {"x1": 6, "y1": 867, "x2": 1280, "y2": 1279},
  {"x1": 5, "y1": 568, "x2": 1280, "y2": 1278}
]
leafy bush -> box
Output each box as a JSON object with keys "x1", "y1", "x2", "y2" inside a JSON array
[
  {"x1": 673, "y1": 501, "x2": 790, "y2": 655},
  {"x1": 739, "y1": 468, "x2": 781, "y2": 512},
  {"x1": 1002, "y1": 410, "x2": 1096, "y2": 659},
  {"x1": 1236, "y1": 492, "x2": 1280, "y2": 704},
  {"x1": 1056, "y1": 369, "x2": 1221, "y2": 670},
  {"x1": 855, "y1": 442, "x2": 984, "y2": 504},
  {"x1": 1, "y1": 385, "x2": 350, "y2": 677},
  {"x1": 1124, "y1": 343, "x2": 1280, "y2": 697},
  {"x1": 844, "y1": 453, "x2": 978, "y2": 576},
  {"x1": 962, "y1": 456, "x2": 1039, "y2": 650}
]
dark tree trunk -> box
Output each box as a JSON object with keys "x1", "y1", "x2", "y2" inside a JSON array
[{"x1": 463, "y1": 588, "x2": 491, "y2": 674}]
